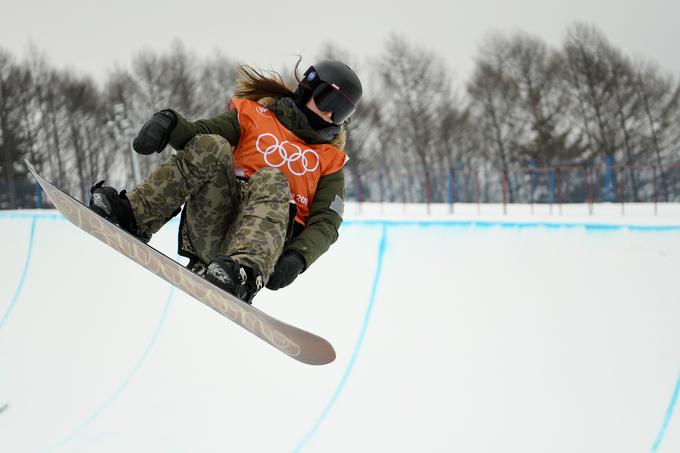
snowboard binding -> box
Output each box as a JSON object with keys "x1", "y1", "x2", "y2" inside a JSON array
[
  {"x1": 204, "y1": 257, "x2": 263, "y2": 304},
  {"x1": 89, "y1": 181, "x2": 152, "y2": 243}
]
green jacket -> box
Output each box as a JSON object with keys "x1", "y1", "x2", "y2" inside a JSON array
[{"x1": 166, "y1": 99, "x2": 346, "y2": 269}]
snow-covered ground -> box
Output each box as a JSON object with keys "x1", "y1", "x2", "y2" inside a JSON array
[{"x1": 1, "y1": 203, "x2": 679, "y2": 453}]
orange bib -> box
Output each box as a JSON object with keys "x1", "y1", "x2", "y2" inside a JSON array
[{"x1": 230, "y1": 98, "x2": 347, "y2": 225}]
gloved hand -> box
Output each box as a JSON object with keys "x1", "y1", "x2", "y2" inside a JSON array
[
  {"x1": 132, "y1": 110, "x2": 177, "y2": 154},
  {"x1": 266, "y1": 250, "x2": 306, "y2": 290}
]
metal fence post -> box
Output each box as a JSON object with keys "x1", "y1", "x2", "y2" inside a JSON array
[
  {"x1": 586, "y1": 166, "x2": 594, "y2": 215},
  {"x1": 356, "y1": 172, "x2": 362, "y2": 215},
  {"x1": 529, "y1": 160, "x2": 536, "y2": 215},
  {"x1": 379, "y1": 163, "x2": 385, "y2": 214},
  {"x1": 604, "y1": 155, "x2": 613, "y2": 202},
  {"x1": 556, "y1": 167, "x2": 563, "y2": 215},
  {"x1": 502, "y1": 172, "x2": 509, "y2": 215},
  {"x1": 448, "y1": 167, "x2": 454, "y2": 214},
  {"x1": 549, "y1": 168, "x2": 556, "y2": 214},
  {"x1": 425, "y1": 171, "x2": 431, "y2": 215},
  {"x1": 456, "y1": 161, "x2": 462, "y2": 204},
  {"x1": 653, "y1": 165, "x2": 658, "y2": 216},
  {"x1": 619, "y1": 166, "x2": 625, "y2": 215},
  {"x1": 475, "y1": 169, "x2": 481, "y2": 215},
  {"x1": 35, "y1": 183, "x2": 42, "y2": 209}
]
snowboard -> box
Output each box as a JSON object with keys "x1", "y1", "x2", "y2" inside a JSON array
[{"x1": 25, "y1": 160, "x2": 335, "y2": 365}]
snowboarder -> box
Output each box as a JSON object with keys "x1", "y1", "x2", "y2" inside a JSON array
[{"x1": 89, "y1": 60, "x2": 363, "y2": 304}]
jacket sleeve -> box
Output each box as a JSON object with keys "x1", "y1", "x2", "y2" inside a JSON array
[
  {"x1": 286, "y1": 169, "x2": 345, "y2": 269},
  {"x1": 167, "y1": 109, "x2": 241, "y2": 149}
]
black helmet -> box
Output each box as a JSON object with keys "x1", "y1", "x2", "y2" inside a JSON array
[{"x1": 294, "y1": 60, "x2": 363, "y2": 125}]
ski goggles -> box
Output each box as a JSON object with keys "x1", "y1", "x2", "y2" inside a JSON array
[{"x1": 311, "y1": 82, "x2": 357, "y2": 125}]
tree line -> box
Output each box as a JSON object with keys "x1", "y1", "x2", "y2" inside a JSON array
[{"x1": 1, "y1": 22, "x2": 679, "y2": 209}]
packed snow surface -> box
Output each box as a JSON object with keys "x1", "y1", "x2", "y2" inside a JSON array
[{"x1": 1, "y1": 202, "x2": 680, "y2": 453}]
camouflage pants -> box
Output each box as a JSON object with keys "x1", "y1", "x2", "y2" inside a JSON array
[{"x1": 126, "y1": 134, "x2": 290, "y2": 281}]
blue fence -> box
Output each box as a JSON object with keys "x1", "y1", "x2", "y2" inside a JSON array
[{"x1": 3, "y1": 161, "x2": 680, "y2": 210}]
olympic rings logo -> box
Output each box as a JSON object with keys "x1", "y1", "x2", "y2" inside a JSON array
[
  {"x1": 256, "y1": 106, "x2": 271, "y2": 117},
  {"x1": 255, "y1": 133, "x2": 320, "y2": 176}
]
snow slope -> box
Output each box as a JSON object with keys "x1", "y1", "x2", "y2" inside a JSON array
[{"x1": 1, "y1": 203, "x2": 679, "y2": 453}]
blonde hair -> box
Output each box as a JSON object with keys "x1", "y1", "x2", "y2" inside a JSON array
[{"x1": 233, "y1": 58, "x2": 306, "y2": 101}]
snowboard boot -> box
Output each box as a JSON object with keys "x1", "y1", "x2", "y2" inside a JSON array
[
  {"x1": 205, "y1": 256, "x2": 263, "y2": 304},
  {"x1": 186, "y1": 258, "x2": 208, "y2": 276},
  {"x1": 89, "y1": 181, "x2": 151, "y2": 243}
]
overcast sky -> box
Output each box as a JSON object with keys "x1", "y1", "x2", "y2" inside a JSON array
[{"x1": 2, "y1": 0, "x2": 679, "y2": 85}]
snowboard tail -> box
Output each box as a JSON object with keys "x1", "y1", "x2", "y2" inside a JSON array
[{"x1": 25, "y1": 160, "x2": 335, "y2": 365}]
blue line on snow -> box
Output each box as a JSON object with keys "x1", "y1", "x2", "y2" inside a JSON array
[
  {"x1": 0, "y1": 212, "x2": 62, "y2": 220},
  {"x1": 292, "y1": 224, "x2": 389, "y2": 453},
  {"x1": 0, "y1": 216, "x2": 37, "y2": 332},
  {"x1": 46, "y1": 284, "x2": 175, "y2": 451},
  {"x1": 343, "y1": 218, "x2": 680, "y2": 231},
  {"x1": 4, "y1": 211, "x2": 680, "y2": 231},
  {"x1": 652, "y1": 372, "x2": 680, "y2": 453}
]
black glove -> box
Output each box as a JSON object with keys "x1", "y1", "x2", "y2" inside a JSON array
[
  {"x1": 132, "y1": 110, "x2": 177, "y2": 154},
  {"x1": 266, "y1": 250, "x2": 306, "y2": 290}
]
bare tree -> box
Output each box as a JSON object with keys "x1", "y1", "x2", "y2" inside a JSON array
[
  {"x1": 633, "y1": 60, "x2": 680, "y2": 200},
  {"x1": 196, "y1": 51, "x2": 238, "y2": 117},
  {"x1": 562, "y1": 23, "x2": 624, "y2": 163},
  {"x1": 4, "y1": 32, "x2": 680, "y2": 208},
  {"x1": 62, "y1": 73, "x2": 110, "y2": 201},
  {"x1": 0, "y1": 49, "x2": 30, "y2": 207},
  {"x1": 602, "y1": 46, "x2": 647, "y2": 199},
  {"x1": 430, "y1": 96, "x2": 473, "y2": 202},
  {"x1": 504, "y1": 33, "x2": 584, "y2": 165},
  {"x1": 467, "y1": 34, "x2": 526, "y2": 201},
  {"x1": 27, "y1": 49, "x2": 69, "y2": 188},
  {"x1": 376, "y1": 35, "x2": 455, "y2": 203}
]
